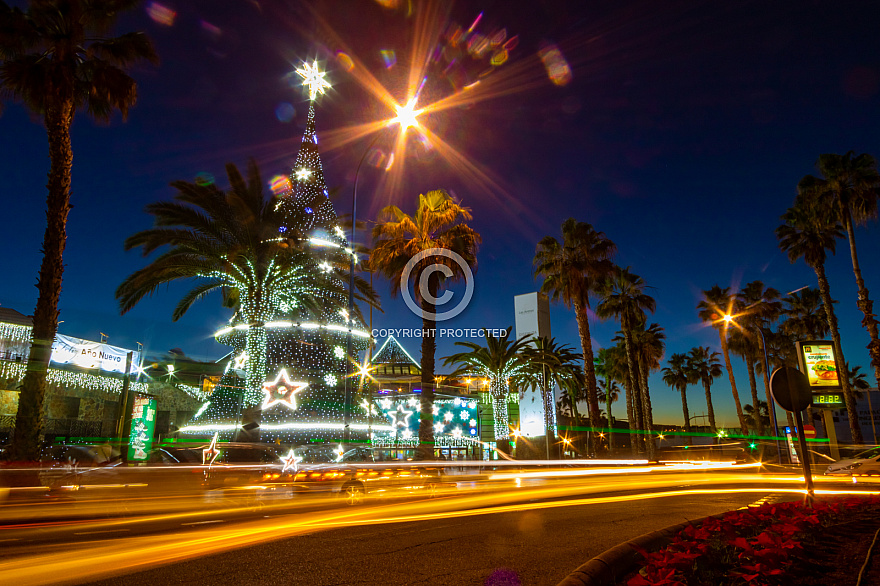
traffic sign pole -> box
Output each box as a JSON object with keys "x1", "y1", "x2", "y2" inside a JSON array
[{"x1": 793, "y1": 407, "x2": 815, "y2": 499}]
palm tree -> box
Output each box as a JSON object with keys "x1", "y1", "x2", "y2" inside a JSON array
[
  {"x1": 738, "y1": 281, "x2": 782, "y2": 437},
  {"x1": 632, "y1": 322, "x2": 665, "y2": 441},
  {"x1": 780, "y1": 287, "x2": 831, "y2": 340},
  {"x1": 798, "y1": 152, "x2": 880, "y2": 392},
  {"x1": 697, "y1": 285, "x2": 749, "y2": 435},
  {"x1": 776, "y1": 200, "x2": 863, "y2": 444},
  {"x1": 686, "y1": 346, "x2": 722, "y2": 434},
  {"x1": 522, "y1": 336, "x2": 582, "y2": 455},
  {"x1": 844, "y1": 362, "x2": 875, "y2": 443},
  {"x1": 117, "y1": 161, "x2": 372, "y2": 409},
  {"x1": 595, "y1": 347, "x2": 623, "y2": 451},
  {"x1": 662, "y1": 353, "x2": 692, "y2": 439},
  {"x1": 605, "y1": 342, "x2": 635, "y2": 439},
  {"x1": 1, "y1": 0, "x2": 158, "y2": 459},
  {"x1": 597, "y1": 378, "x2": 621, "y2": 451},
  {"x1": 534, "y1": 218, "x2": 615, "y2": 455},
  {"x1": 779, "y1": 286, "x2": 831, "y2": 434},
  {"x1": 728, "y1": 325, "x2": 765, "y2": 435},
  {"x1": 597, "y1": 267, "x2": 657, "y2": 458},
  {"x1": 443, "y1": 328, "x2": 531, "y2": 455},
  {"x1": 370, "y1": 190, "x2": 480, "y2": 457},
  {"x1": 558, "y1": 370, "x2": 587, "y2": 422},
  {"x1": 743, "y1": 401, "x2": 771, "y2": 433}
]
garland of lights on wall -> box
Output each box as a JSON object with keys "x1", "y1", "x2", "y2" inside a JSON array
[
  {"x1": 0, "y1": 323, "x2": 31, "y2": 344},
  {"x1": 0, "y1": 361, "x2": 149, "y2": 395}
]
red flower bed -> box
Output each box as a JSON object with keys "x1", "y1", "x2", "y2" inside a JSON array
[{"x1": 628, "y1": 496, "x2": 880, "y2": 586}]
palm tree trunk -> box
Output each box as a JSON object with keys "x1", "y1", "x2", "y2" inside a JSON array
[
  {"x1": 573, "y1": 300, "x2": 601, "y2": 455},
  {"x1": 542, "y1": 382, "x2": 556, "y2": 457},
  {"x1": 418, "y1": 276, "x2": 438, "y2": 459},
  {"x1": 11, "y1": 99, "x2": 75, "y2": 461},
  {"x1": 623, "y1": 372, "x2": 634, "y2": 442},
  {"x1": 757, "y1": 334, "x2": 776, "y2": 437},
  {"x1": 239, "y1": 321, "x2": 267, "y2": 441},
  {"x1": 623, "y1": 330, "x2": 643, "y2": 455},
  {"x1": 745, "y1": 350, "x2": 764, "y2": 435},
  {"x1": 702, "y1": 379, "x2": 717, "y2": 433},
  {"x1": 679, "y1": 387, "x2": 692, "y2": 446},
  {"x1": 841, "y1": 206, "x2": 880, "y2": 413},
  {"x1": 814, "y1": 261, "x2": 864, "y2": 444},
  {"x1": 491, "y1": 381, "x2": 511, "y2": 455},
  {"x1": 719, "y1": 330, "x2": 749, "y2": 435},
  {"x1": 606, "y1": 393, "x2": 614, "y2": 453},
  {"x1": 639, "y1": 355, "x2": 656, "y2": 459}
]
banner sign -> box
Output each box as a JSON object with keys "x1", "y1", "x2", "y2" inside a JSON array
[
  {"x1": 50, "y1": 334, "x2": 138, "y2": 375},
  {"x1": 796, "y1": 341, "x2": 840, "y2": 389},
  {"x1": 128, "y1": 395, "x2": 157, "y2": 461}
]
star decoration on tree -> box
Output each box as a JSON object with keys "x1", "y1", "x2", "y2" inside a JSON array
[
  {"x1": 296, "y1": 60, "x2": 331, "y2": 100},
  {"x1": 203, "y1": 432, "x2": 220, "y2": 465},
  {"x1": 387, "y1": 404, "x2": 413, "y2": 428},
  {"x1": 319, "y1": 261, "x2": 333, "y2": 273},
  {"x1": 334, "y1": 226, "x2": 346, "y2": 238},
  {"x1": 281, "y1": 449, "x2": 303, "y2": 474},
  {"x1": 295, "y1": 168, "x2": 312, "y2": 181},
  {"x1": 261, "y1": 369, "x2": 308, "y2": 410}
]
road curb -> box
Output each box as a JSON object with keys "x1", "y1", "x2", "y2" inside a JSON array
[{"x1": 555, "y1": 513, "x2": 723, "y2": 586}]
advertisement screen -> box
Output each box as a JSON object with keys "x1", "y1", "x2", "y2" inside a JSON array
[{"x1": 797, "y1": 341, "x2": 840, "y2": 389}]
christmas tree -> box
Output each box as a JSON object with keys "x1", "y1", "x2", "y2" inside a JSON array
[{"x1": 181, "y1": 62, "x2": 375, "y2": 445}]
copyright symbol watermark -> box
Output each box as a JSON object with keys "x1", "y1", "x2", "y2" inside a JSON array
[{"x1": 400, "y1": 248, "x2": 474, "y2": 321}]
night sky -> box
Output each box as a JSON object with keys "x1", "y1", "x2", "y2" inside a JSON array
[{"x1": 2, "y1": 0, "x2": 880, "y2": 426}]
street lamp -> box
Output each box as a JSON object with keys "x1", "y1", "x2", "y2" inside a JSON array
[
  {"x1": 343, "y1": 102, "x2": 423, "y2": 444},
  {"x1": 722, "y1": 312, "x2": 784, "y2": 463}
]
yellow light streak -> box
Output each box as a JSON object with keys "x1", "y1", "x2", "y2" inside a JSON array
[{"x1": 1, "y1": 482, "x2": 876, "y2": 586}]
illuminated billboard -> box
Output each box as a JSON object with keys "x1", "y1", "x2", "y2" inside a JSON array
[{"x1": 796, "y1": 341, "x2": 841, "y2": 390}]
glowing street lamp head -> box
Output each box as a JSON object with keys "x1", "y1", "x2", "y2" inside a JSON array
[
  {"x1": 391, "y1": 99, "x2": 420, "y2": 131},
  {"x1": 722, "y1": 314, "x2": 734, "y2": 324},
  {"x1": 296, "y1": 60, "x2": 331, "y2": 101}
]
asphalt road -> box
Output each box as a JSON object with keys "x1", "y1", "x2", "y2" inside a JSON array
[{"x1": 85, "y1": 491, "x2": 778, "y2": 586}]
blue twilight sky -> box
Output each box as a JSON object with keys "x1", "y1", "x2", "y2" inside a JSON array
[{"x1": 2, "y1": 0, "x2": 880, "y2": 426}]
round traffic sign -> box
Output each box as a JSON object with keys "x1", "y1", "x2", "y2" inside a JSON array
[
  {"x1": 802, "y1": 424, "x2": 817, "y2": 439},
  {"x1": 770, "y1": 367, "x2": 812, "y2": 412}
]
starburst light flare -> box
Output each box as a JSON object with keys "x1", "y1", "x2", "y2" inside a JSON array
[{"x1": 296, "y1": 60, "x2": 331, "y2": 101}]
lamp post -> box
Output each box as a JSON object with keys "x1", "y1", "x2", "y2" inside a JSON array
[
  {"x1": 754, "y1": 325, "x2": 784, "y2": 461},
  {"x1": 343, "y1": 100, "x2": 422, "y2": 445},
  {"x1": 343, "y1": 129, "x2": 387, "y2": 445},
  {"x1": 722, "y1": 313, "x2": 784, "y2": 462}
]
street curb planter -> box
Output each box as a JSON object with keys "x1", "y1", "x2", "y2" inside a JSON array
[
  {"x1": 557, "y1": 496, "x2": 880, "y2": 586},
  {"x1": 556, "y1": 515, "x2": 720, "y2": 586}
]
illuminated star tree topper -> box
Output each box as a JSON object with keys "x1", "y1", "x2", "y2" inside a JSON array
[{"x1": 296, "y1": 60, "x2": 331, "y2": 101}]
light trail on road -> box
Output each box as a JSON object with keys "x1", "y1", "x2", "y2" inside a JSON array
[{"x1": 0, "y1": 468, "x2": 877, "y2": 586}]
